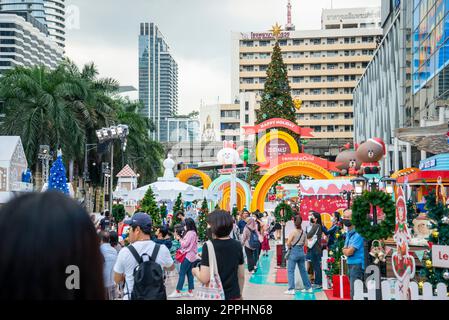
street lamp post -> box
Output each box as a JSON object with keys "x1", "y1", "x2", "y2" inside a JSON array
[
  {"x1": 96, "y1": 125, "x2": 129, "y2": 215},
  {"x1": 38, "y1": 145, "x2": 52, "y2": 189}
]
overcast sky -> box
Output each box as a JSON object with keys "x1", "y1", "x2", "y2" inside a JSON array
[{"x1": 65, "y1": 0, "x2": 381, "y2": 115}]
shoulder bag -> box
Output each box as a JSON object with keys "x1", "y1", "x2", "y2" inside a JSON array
[
  {"x1": 284, "y1": 230, "x2": 303, "y2": 260},
  {"x1": 195, "y1": 241, "x2": 225, "y2": 300},
  {"x1": 307, "y1": 226, "x2": 320, "y2": 249}
]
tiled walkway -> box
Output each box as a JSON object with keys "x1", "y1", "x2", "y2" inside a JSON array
[{"x1": 166, "y1": 243, "x2": 328, "y2": 300}]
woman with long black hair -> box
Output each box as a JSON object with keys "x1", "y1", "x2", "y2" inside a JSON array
[
  {"x1": 0, "y1": 192, "x2": 106, "y2": 300},
  {"x1": 307, "y1": 211, "x2": 323, "y2": 289},
  {"x1": 168, "y1": 218, "x2": 199, "y2": 298}
]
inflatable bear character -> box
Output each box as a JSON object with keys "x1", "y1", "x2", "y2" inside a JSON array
[
  {"x1": 356, "y1": 138, "x2": 386, "y2": 175},
  {"x1": 335, "y1": 150, "x2": 361, "y2": 176}
]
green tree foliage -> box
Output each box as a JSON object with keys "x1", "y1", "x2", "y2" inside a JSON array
[
  {"x1": 198, "y1": 198, "x2": 209, "y2": 241},
  {"x1": 112, "y1": 204, "x2": 126, "y2": 223},
  {"x1": 419, "y1": 192, "x2": 449, "y2": 288},
  {"x1": 141, "y1": 187, "x2": 161, "y2": 228},
  {"x1": 255, "y1": 41, "x2": 297, "y2": 125},
  {"x1": 0, "y1": 61, "x2": 164, "y2": 186},
  {"x1": 171, "y1": 193, "x2": 183, "y2": 227}
]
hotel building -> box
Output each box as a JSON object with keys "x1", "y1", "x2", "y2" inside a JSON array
[{"x1": 231, "y1": 7, "x2": 383, "y2": 157}]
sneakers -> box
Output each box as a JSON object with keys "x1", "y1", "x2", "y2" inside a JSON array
[
  {"x1": 313, "y1": 284, "x2": 322, "y2": 289},
  {"x1": 300, "y1": 288, "x2": 314, "y2": 293},
  {"x1": 184, "y1": 291, "x2": 194, "y2": 297},
  {"x1": 284, "y1": 289, "x2": 296, "y2": 295},
  {"x1": 168, "y1": 291, "x2": 182, "y2": 298}
]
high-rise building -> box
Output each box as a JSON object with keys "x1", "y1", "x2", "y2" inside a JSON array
[
  {"x1": 231, "y1": 7, "x2": 382, "y2": 158},
  {"x1": 139, "y1": 22, "x2": 178, "y2": 142},
  {"x1": 0, "y1": 12, "x2": 64, "y2": 74},
  {"x1": 354, "y1": 0, "x2": 449, "y2": 173},
  {"x1": 43, "y1": 0, "x2": 66, "y2": 48},
  {"x1": 0, "y1": 0, "x2": 66, "y2": 49},
  {"x1": 0, "y1": 0, "x2": 47, "y2": 25}
]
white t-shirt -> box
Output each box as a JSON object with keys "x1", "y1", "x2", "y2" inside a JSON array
[{"x1": 113, "y1": 240, "x2": 174, "y2": 300}]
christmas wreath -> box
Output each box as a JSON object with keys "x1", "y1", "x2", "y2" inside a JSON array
[
  {"x1": 274, "y1": 202, "x2": 294, "y2": 222},
  {"x1": 351, "y1": 190, "x2": 396, "y2": 240}
]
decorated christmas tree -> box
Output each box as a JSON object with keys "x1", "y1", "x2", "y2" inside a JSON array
[
  {"x1": 159, "y1": 202, "x2": 167, "y2": 224},
  {"x1": 198, "y1": 198, "x2": 209, "y2": 241},
  {"x1": 48, "y1": 149, "x2": 69, "y2": 195},
  {"x1": 419, "y1": 191, "x2": 449, "y2": 288},
  {"x1": 255, "y1": 24, "x2": 297, "y2": 126},
  {"x1": 140, "y1": 187, "x2": 162, "y2": 228},
  {"x1": 325, "y1": 230, "x2": 346, "y2": 277},
  {"x1": 171, "y1": 193, "x2": 183, "y2": 227},
  {"x1": 112, "y1": 204, "x2": 126, "y2": 224}
]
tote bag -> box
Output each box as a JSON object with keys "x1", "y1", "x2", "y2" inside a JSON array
[
  {"x1": 195, "y1": 241, "x2": 225, "y2": 300},
  {"x1": 307, "y1": 227, "x2": 319, "y2": 249}
]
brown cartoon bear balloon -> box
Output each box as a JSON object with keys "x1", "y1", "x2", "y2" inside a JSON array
[
  {"x1": 356, "y1": 138, "x2": 386, "y2": 175},
  {"x1": 335, "y1": 150, "x2": 362, "y2": 176}
]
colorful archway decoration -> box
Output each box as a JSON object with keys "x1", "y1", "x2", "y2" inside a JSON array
[
  {"x1": 256, "y1": 131, "x2": 299, "y2": 164},
  {"x1": 250, "y1": 161, "x2": 334, "y2": 212},
  {"x1": 177, "y1": 169, "x2": 212, "y2": 189},
  {"x1": 209, "y1": 176, "x2": 251, "y2": 210},
  {"x1": 220, "y1": 185, "x2": 246, "y2": 211}
]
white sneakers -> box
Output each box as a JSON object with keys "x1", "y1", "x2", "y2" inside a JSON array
[
  {"x1": 300, "y1": 288, "x2": 314, "y2": 293},
  {"x1": 284, "y1": 289, "x2": 296, "y2": 295},
  {"x1": 168, "y1": 291, "x2": 182, "y2": 298},
  {"x1": 168, "y1": 291, "x2": 194, "y2": 298}
]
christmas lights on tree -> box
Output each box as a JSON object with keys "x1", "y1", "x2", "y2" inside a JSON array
[{"x1": 48, "y1": 149, "x2": 69, "y2": 195}]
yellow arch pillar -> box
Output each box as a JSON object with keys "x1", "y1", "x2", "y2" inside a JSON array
[
  {"x1": 250, "y1": 161, "x2": 334, "y2": 212},
  {"x1": 176, "y1": 169, "x2": 212, "y2": 189},
  {"x1": 220, "y1": 185, "x2": 246, "y2": 211}
]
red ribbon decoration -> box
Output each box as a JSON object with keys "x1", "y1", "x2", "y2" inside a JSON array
[{"x1": 242, "y1": 118, "x2": 314, "y2": 137}]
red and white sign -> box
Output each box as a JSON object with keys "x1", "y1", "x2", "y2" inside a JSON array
[
  {"x1": 432, "y1": 245, "x2": 449, "y2": 268},
  {"x1": 242, "y1": 118, "x2": 314, "y2": 137},
  {"x1": 257, "y1": 153, "x2": 342, "y2": 171}
]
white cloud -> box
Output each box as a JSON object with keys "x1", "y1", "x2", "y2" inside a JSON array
[{"x1": 177, "y1": 57, "x2": 230, "y2": 114}]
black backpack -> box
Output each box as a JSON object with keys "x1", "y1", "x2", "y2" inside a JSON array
[
  {"x1": 127, "y1": 244, "x2": 167, "y2": 300},
  {"x1": 248, "y1": 230, "x2": 261, "y2": 250}
]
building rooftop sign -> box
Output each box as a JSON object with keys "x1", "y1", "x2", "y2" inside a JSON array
[{"x1": 241, "y1": 32, "x2": 291, "y2": 40}]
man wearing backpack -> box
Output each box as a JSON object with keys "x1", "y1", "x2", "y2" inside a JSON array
[
  {"x1": 113, "y1": 212, "x2": 175, "y2": 300},
  {"x1": 241, "y1": 218, "x2": 261, "y2": 273}
]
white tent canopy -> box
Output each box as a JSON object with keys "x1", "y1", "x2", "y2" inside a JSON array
[{"x1": 115, "y1": 155, "x2": 221, "y2": 205}]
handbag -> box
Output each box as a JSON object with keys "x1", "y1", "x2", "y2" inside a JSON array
[
  {"x1": 196, "y1": 241, "x2": 225, "y2": 300},
  {"x1": 284, "y1": 230, "x2": 303, "y2": 261},
  {"x1": 175, "y1": 249, "x2": 187, "y2": 263},
  {"x1": 307, "y1": 226, "x2": 320, "y2": 249}
]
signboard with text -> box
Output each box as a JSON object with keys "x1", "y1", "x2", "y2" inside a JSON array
[
  {"x1": 264, "y1": 139, "x2": 291, "y2": 160},
  {"x1": 432, "y1": 245, "x2": 449, "y2": 268}
]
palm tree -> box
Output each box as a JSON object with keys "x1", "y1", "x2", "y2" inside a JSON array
[{"x1": 0, "y1": 66, "x2": 86, "y2": 170}]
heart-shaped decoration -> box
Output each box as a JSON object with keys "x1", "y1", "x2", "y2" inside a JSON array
[{"x1": 392, "y1": 251, "x2": 416, "y2": 281}]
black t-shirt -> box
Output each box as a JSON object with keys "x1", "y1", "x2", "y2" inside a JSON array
[
  {"x1": 100, "y1": 217, "x2": 110, "y2": 231},
  {"x1": 201, "y1": 239, "x2": 244, "y2": 300}
]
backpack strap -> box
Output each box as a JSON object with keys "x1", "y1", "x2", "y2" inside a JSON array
[
  {"x1": 127, "y1": 245, "x2": 142, "y2": 264},
  {"x1": 151, "y1": 243, "x2": 161, "y2": 262}
]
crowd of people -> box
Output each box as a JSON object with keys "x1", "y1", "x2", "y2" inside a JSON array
[{"x1": 0, "y1": 191, "x2": 365, "y2": 300}]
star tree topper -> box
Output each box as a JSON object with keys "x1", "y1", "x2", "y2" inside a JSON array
[{"x1": 271, "y1": 22, "x2": 283, "y2": 39}]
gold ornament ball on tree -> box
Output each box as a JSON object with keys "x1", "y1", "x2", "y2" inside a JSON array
[
  {"x1": 418, "y1": 281, "x2": 424, "y2": 289},
  {"x1": 335, "y1": 233, "x2": 340, "y2": 239},
  {"x1": 425, "y1": 260, "x2": 433, "y2": 269},
  {"x1": 432, "y1": 231, "x2": 439, "y2": 238}
]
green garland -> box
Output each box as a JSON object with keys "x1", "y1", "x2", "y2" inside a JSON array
[
  {"x1": 274, "y1": 202, "x2": 294, "y2": 222},
  {"x1": 351, "y1": 190, "x2": 396, "y2": 240}
]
